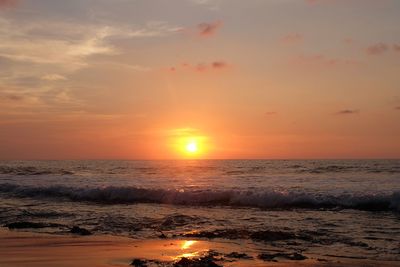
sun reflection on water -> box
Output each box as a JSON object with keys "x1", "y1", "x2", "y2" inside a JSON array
[
  {"x1": 173, "y1": 240, "x2": 200, "y2": 260},
  {"x1": 181, "y1": 240, "x2": 197, "y2": 250}
]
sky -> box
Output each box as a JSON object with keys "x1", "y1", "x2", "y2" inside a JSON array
[{"x1": 0, "y1": 0, "x2": 399, "y2": 160}]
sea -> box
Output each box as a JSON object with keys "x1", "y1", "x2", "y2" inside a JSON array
[{"x1": 0, "y1": 160, "x2": 399, "y2": 261}]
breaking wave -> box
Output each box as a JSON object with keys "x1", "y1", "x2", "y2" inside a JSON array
[{"x1": 0, "y1": 183, "x2": 399, "y2": 212}]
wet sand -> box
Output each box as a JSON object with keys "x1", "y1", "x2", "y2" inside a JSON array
[{"x1": 0, "y1": 228, "x2": 398, "y2": 267}]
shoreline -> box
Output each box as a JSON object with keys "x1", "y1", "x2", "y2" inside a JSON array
[{"x1": 1, "y1": 228, "x2": 399, "y2": 267}]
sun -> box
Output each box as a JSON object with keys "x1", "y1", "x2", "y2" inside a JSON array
[
  {"x1": 185, "y1": 141, "x2": 198, "y2": 154},
  {"x1": 176, "y1": 136, "x2": 204, "y2": 157},
  {"x1": 169, "y1": 129, "x2": 210, "y2": 158}
]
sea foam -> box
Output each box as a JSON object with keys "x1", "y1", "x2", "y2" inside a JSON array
[{"x1": 0, "y1": 183, "x2": 398, "y2": 212}]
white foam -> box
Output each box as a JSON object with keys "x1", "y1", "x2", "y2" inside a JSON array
[{"x1": 0, "y1": 183, "x2": 398, "y2": 212}]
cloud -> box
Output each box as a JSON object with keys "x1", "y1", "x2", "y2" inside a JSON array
[
  {"x1": 265, "y1": 112, "x2": 277, "y2": 116},
  {"x1": 197, "y1": 21, "x2": 222, "y2": 37},
  {"x1": 366, "y1": 43, "x2": 389, "y2": 55},
  {"x1": 281, "y1": 33, "x2": 304, "y2": 45},
  {"x1": 395, "y1": 106, "x2": 400, "y2": 110},
  {"x1": 0, "y1": 17, "x2": 179, "y2": 102},
  {"x1": 365, "y1": 42, "x2": 400, "y2": 55},
  {"x1": 335, "y1": 109, "x2": 359, "y2": 115},
  {"x1": 0, "y1": 21, "x2": 116, "y2": 72},
  {"x1": 211, "y1": 61, "x2": 228, "y2": 69},
  {"x1": 41, "y1": 74, "x2": 67, "y2": 81},
  {"x1": 2, "y1": 93, "x2": 23, "y2": 101},
  {"x1": 0, "y1": 19, "x2": 180, "y2": 72},
  {"x1": 168, "y1": 61, "x2": 229, "y2": 73}
]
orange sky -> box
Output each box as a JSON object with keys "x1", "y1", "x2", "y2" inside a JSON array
[{"x1": 0, "y1": 0, "x2": 399, "y2": 160}]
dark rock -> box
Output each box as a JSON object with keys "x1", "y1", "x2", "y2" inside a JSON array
[
  {"x1": 174, "y1": 257, "x2": 222, "y2": 267},
  {"x1": 158, "y1": 233, "x2": 167, "y2": 239},
  {"x1": 5, "y1": 222, "x2": 62, "y2": 229},
  {"x1": 225, "y1": 252, "x2": 253, "y2": 259},
  {"x1": 258, "y1": 252, "x2": 307, "y2": 261},
  {"x1": 158, "y1": 231, "x2": 167, "y2": 239},
  {"x1": 207, "y1": 250, "x2": 221, "y2": 257},
  {"x1": 70, "y1": 226, "x2": 92, "y2": 236},
  {"x1": 258, "y1": 253, "x2": 276, "y2": 261},
  {"x1": 290, "y1": 252, "x2": 307, "y2": 260},
  {"x1": 184, "y1": 229, "x2": 249, "y2": 240},
  {"x1": 130, "y1": 259, "x2": 148, "y2": 267}
]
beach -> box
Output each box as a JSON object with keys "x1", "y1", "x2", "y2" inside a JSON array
[
  {"x1": 1, "y1": 228, "x2": 398, "y2": 267},
  {"x1": 0, "y1": 160, "x2": 399, "y2": 266}
]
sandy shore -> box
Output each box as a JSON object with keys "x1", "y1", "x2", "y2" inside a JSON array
[{"x1": 0, "y1": 228, "x2": 398, "y2": 267}]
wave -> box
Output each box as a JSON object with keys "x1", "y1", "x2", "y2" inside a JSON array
[
  {"x1": 0, "y1": 183, "x2": 399, "y2": 212},
  {"x1": 0, "y1": 166, "x2": 73, "y2": 176},
  {"x1": 294, "y1": 165, "x2": 400, "y2": 174}
]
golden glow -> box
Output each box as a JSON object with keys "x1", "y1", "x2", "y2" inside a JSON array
[
  {"x1": 181, "y1": 240, "x2": 197, "y2": 250},
  {"x1": 173, "y1": 240, "x2": 200, "y2": 260},
  {"x1": 169, "y1": 128, "x2": 210, "y2": 158}
]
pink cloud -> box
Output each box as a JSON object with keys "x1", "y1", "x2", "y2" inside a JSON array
[
  {"x1": 167, "y1": 61, "x2": 229, "y2": 73},
  {"x1": 393, "y1": 44, "x2": 400, "y2": 52},
  {"x1": 366, "y1": 43, "x2": 389, "y2": 55},
  {"x1": 197, "y1": 21, "x2": 222, "y2": 37},
  {"x1": 281, "y1": 33, "x2": 304, "y2": 45}
]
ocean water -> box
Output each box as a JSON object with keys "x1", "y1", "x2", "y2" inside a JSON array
[{"x1": 0, "y1": 160, "x2": 399, "y2": 261}]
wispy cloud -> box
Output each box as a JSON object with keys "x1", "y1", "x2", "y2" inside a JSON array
[
  {"x1": 1, "y1": 93, "x2": 23, "y2": 102},
  {"x1": 265, "y1": 112, "x2": 277, "y2": 116},
  {"x1": 366, "y1": 43, "x2": 389, "y2": 55},
  {"x1": 168, "y1": 60, "x2": 229, "y2": 73},
  {"x1": 41, "y1": 74, "x2": 67, "y2": 81},
  {"x1": 0, "y1": 19, "x2": 180, "y2": 72},
  {"x1": 197, "y1": 21, "x2": 222, "y2": 37},
  {"x1": 335, "y1": 109, "x2": 359, "y2": 115},
  {"x1": 211, "y1": 61, "x2": 228, "y2": 69},
  {"x1": 365, "y1": 42, "x2": 400, "y2": 55}
]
